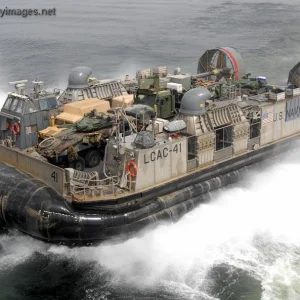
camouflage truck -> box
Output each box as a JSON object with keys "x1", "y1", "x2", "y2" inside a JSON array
[
  {"x1": 38, "y1": 98, "x2": 112, "y2": 170},
  {"x1": 132, "y1": 69, "x2": 193, "y2": 119},
  {"x1": 37, "y1": 114, "x2": 112, "y2": 171}
]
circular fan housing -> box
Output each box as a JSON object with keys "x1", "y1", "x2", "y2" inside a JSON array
[
  {"x1": 197, "y1": 47, "x2": 246, "y2": 81},
  {"x1": 288, "y1": 62, "x2": 300, "y2": 86}
]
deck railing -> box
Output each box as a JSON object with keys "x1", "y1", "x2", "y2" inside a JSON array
[{"x1": 70, "y1": 174, "x2": 120, "y2": 201}]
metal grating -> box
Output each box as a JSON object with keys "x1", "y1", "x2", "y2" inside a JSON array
[{"x1": 59, "y1": 81, "x2": 128, "y2": 104}]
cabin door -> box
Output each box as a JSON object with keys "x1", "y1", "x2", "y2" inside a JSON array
[
  {"x1": 248, "y1": 110, "x2": 261, "y2": 149},
  {"x1": 214, "y1": 125, "x2": 233, "y2": 161},
  {"x1": 187, "y1": 135, "x2": 198, "y2": 171}
]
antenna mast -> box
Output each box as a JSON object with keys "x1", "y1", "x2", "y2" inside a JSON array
[{"x1": 9, "y1": 80, "x2": 28, "y2": 95}]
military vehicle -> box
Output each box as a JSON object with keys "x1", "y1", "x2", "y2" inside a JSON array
[
  {"x1": 37, "y1": 98, "x2": 112, "y2": 170},
  {"x1": 0, "y1": 71, "x2": 136, "y2": 170},
  {"x1": 37, "y1": 104, "x2": 146, "y2": 171},
  {"x1": 56, "y1": 47, "x2": 250, "y2": 120},
  {"x1": 33, "y1": 47, "x2": 247, "y2": 168},
  {"x1": 126, "y1": 47, "x2": 247, "y2": 119},
  {"x1": 1, "y1": 46, "x2": 297, "y2": 245},
  {"x1": 51, "y1": 47, "x2": 269, "y2": 123},
  {"x1": 36, "y1": 96, "x2": 154, "y2": 171}
]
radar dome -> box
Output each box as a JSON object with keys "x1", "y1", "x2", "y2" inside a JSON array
[
  {"x1": 179, "y1": 87, "x2": 211, "y2": 115},
  {"x1": 68, "y1": 66, "x2": 92, "y2": 88}
]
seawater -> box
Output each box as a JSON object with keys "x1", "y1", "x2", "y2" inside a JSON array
[{"x1": 0, "y1": 0, "x2": 300, "y2": 299}]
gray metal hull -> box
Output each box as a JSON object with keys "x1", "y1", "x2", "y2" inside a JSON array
[{"x1": 0, "y1": 136, "x2": 296, "y2": 245}]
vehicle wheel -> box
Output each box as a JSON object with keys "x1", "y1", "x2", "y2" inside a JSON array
[
  {"x1": 84, "y1": 150, "x2": 101, "y2": 168},
  {"x1": 72, "y1": 156, "x2": 85, "y2": 171}
]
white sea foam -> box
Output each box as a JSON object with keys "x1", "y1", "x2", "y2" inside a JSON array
[
  {"x1": 45, "y1": 149, "x2": 300, "y2": 299},
  {"x1": 1, "y1": 147, "x2": 300, "y2": 299},
  {"x1": 109, "y1": 57, "x2": 142, "y2": 81},
  {"x1": 0, "y1": 231, "x2": 47, "y2": 271}
]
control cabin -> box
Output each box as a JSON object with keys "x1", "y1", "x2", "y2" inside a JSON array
[{"x1": 0, "y1": 81, "x2": 59, "y2": 149}]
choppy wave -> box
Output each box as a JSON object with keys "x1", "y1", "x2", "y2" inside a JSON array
[{"x1": 1, "y1": 0, "x2": 300, "y2": 299}]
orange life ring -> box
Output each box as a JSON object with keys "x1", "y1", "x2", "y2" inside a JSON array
[
  {"x1": 126, "y1": 161, "x2": 137, "y2": 178},
  {"x1": 6, "y1": 122, "x2": 10, "y2": 129},
  {"x1": 11, "y1": 122, "x2": 20, "y2": 135}
]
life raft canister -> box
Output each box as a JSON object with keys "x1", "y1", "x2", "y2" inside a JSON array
[
  {"x1": 11, "y1": 122, "x2": 20, "y2": 135},
  {"x1": 126, "y1": 161, "x2": 137, "y2": 178}
]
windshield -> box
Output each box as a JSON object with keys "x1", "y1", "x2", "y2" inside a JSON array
[
  {"x1": 3, "y1": 96, "x2": 25, "y2": 114},
  {"x1": 3, "y1": 97, "x2": 13, "y2": 110},
  {"x1": 136, "y1": 93, "x2": 156, "y2": 105},
  {"x1": 24, "y1": 100, "x2": 38, "y2": 114},
  {"x1": 39, "y1": 97, "x2": 57, "y2": 110},
  {"x1": 15, "y1": 100, "x2": 24, "y2": 113}
]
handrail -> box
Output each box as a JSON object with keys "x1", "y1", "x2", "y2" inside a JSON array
[
  {"x1": 126, "y1": 172, "x2": 136, "y2": 193},
  {"x1": 72, "y1": 175, "x2": 119, "y2": 187},
  {"x1": 70, "y1": 175, "x2": 120, "y2": 200}
]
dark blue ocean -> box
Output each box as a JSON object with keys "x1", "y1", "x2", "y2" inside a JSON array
[{"x1": 1, "y1": 1, "x2": 300, "y2": 299}]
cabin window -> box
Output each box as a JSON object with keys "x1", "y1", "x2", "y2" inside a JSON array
[
  {"x1": 15, "y1": 100, "x2": 25, "y2": 113},
  {"x1": 47, "y1": 97, "x2": 57, "y2": 109},
  {"x1": 10, "y1": 99, "x2": 18, "y2": 111},
  {"x1": 39, "y1": 97, "x2": 58, "y2": 110},
  {"x1": 39, "y1": 99, "x2": 48, "y2": 110},
  {"x1": 3, "y1": 97, "x2": 13, "y2": 110},
  {"x1": 24, "y1": 101, "x2": 38, "y2": 114},
  {"x1": 215, "y1": 126, "x2": 233, "y2": 151}
]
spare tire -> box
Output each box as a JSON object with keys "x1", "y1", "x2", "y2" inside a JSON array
[{"x1": 39, "y1": 137, "x2": 56, "y2": 149}]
